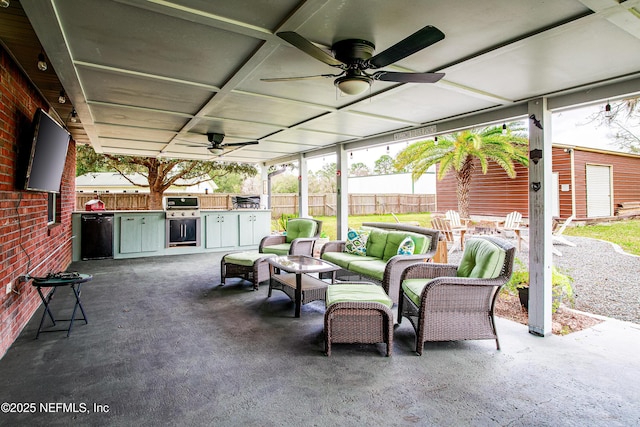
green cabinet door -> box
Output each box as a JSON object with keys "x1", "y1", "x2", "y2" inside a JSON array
[
  {"x1": 205, "y1": 213, "x2": 238, "y2": 248},
  {"x1": 239, "y1": 211, "x2": 270, "y2": 246},
  {"x1": 120, "y1": 215, "x2": 162, "y2": 254}
]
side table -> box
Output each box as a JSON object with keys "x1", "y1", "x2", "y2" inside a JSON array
[{"x1": 31, "y1": 273, "x2": 92, "y2": 338}]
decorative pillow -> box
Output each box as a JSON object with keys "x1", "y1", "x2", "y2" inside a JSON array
[
  {"x1": 397, "y1": 236, "x2": 415, "y2": 256},
  {"x1": 345, "y1": 229, "x2": 370, "y2": 256}
]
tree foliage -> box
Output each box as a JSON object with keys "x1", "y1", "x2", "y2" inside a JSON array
[
  {"x1": 349, "y1": 162, "x2": 370, "y2": 177},
  {"x1": 373, "y1": 154, "x2": 396, "y2": 175},
  {"x1": 76, "y1": 145, "x2": 257, "y2": 209},
  {"x1": 394, "y1": 124, "x2": 529, "y2": 217},
  {"x1": 271, "y1": 173, "x2": 299, "y2": 193},
  {"x1": 589, "y1": 97, "x2": 640, "y2": 153},
  {"x1": 310, "y1": 162, "x2": 337, "y2": 193}
]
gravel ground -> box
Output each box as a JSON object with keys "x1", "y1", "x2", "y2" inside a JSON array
[{"x1": 449, "y1": 233, "x2": 640, "y2": 324}]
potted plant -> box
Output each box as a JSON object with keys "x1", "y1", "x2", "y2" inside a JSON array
[{"x1": 503, "y1": 259, "x2": 574, "y2": 313}]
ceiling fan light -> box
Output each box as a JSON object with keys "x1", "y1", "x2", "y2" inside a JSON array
[
  {"x1": 208, "y1": 147, "x2": 224, "y2": 155},
  {"x1": 335, "y1": 75, "x2": 371, "y2": 95}
]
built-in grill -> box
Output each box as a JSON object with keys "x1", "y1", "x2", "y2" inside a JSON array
[{"x1": 164, "y1": 196, "x2": 201, "y2": 247}]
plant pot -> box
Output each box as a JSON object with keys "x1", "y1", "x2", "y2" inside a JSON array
[
  {"x1": 518, "y1": 287, "x2": 529, "y2": 309},
  {"x1": 518, "y1": 286, "x2": 564, "y2": 312}
]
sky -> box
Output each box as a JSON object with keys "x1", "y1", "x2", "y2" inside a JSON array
[{"x1": 306, "y1": 102, "x2": 631, "y2": 173}]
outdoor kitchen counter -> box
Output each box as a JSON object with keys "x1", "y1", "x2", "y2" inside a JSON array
[{"x1": 71, "y1": 210, "x2": 271, "y2": 261}]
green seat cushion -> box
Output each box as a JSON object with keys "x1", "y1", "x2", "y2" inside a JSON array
[
  {"x1": 285, "y1": 219, "x2": 317, "y2": 243},
  {"x1": 364, "y1": 228, "x2": 388, "y2": 259},
  {"x1": 402, "y1": 278, "x2": 433, "y2": 307},
  {"x1": 457, "y1": 238, "x2": 506, "y2": 279},
  {"x1": 321, "y1": 252, "x2": 378, "y2": 270},
  {"x1": 225, "y1": 251, "x2": 275, "y2": 266},
  {"x1": 326, "y1": 283, "x2": 393, "y2": 308},
  {"x1": 348, "y1": 259, "x2": 386, "y2": 281},
  {"x1": 261, "y1": 243, "x2": 291, "y2": 256}
]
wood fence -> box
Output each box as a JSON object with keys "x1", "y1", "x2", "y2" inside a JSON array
[{"x1": 76, "y1": 192, "x2": 435, "y2": 217}]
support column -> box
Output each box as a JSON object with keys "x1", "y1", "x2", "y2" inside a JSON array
[
  {"x1": 336, "y1": 145, "x2": 349, "y2": 240},
  {"x1": 298, "y1": 154, "x2": 309, "y2": 218},
  {"x1": 260, "y1": 164, "x2": 268, "y2": 210},
  {"x1": 528, "y1": 98, "x2": 553, "y2": 336}
]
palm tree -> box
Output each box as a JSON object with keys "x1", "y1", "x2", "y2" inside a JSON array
[{"x1": 394, "y1": 124, "x2": 529, "y2": 218}]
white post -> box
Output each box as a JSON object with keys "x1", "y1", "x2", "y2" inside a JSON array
[
  {"x1": 528, "y1": 98, "x2": 553, "y2": 336},
  {"x1": 259, "y1": 164, "x2": 268, "y2": 210},
  {"x1": 298, "y1": 154, "x2": 309, "y2": 218},
  {"x1": 336, "y1": 145, "x2": 349, "y2": 240}
]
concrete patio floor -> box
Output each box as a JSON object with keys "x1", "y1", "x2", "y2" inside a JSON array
[{"x1": 1, "y1": 252, "x2": 639, "y2": 426}]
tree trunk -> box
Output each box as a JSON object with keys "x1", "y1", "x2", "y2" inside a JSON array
[
  {"x1": 456, "y1": 158, "x2": 475, "y2": 218},
  {"x1": 148, "y1": 190, "x2": 163, "y2": 210}
]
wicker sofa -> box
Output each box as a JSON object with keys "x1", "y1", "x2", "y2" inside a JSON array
[{"x1": 320, "y1": 223, "x2": 439, "y2": 304}]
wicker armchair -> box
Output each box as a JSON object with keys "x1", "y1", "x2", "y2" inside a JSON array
[
  {"x1": 398, "y1": 236, "x2": 516, "y2": 355},
  {"x1": 259, "y1": 218, "x2": 322, "y2": 257}
]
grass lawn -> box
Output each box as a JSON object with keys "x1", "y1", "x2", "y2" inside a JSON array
[
  {"x1": 272, "y1": 213, "x2": 640, "y2": 257},
  {"x1": 271, "y1": 213, "x2": 432, "y2": 240},
  {"x1": 564, "y1": 218, "x2": 640, "y2": 256}
]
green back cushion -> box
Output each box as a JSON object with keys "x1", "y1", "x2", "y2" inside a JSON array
[
  {"x1": 365, "y1": 228, "x2": 388, "y2": 258},
  {"x1": 381, "y1": 231, "x2": 429, "y2": 261},
  {"x1": 285, "y1": 219, "x2": 317, "y2": 243},
  {"x1": 457, "y1": 238, "x2": 506, "y2": 278}
]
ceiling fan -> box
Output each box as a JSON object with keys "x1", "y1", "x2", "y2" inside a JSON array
[
  {"x1": 263, "y1": 25, "x2": 445, "y2": 95},
  {"x1": 186, "y1": 133, "x2": 259, "y2": 156}
]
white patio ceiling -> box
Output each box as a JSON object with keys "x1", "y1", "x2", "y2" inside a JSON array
[{"x1": 20, "y1": 0, "x2": 640, "y2": 165}]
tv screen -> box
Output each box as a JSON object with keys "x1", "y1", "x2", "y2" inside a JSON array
[{"x1": 24, "y1": 109, "x2": 71, "y2": 193}]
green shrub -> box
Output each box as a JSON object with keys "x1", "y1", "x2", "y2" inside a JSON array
[{"x1": 503, "y1": 259, "x2": 574, "y2": 313}]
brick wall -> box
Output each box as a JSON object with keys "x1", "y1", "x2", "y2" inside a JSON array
[{"x1": 0, "y1": 46, "x2": 75, "y2": 358}]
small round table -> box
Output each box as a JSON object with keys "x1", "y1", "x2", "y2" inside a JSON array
[{"x1": 31, "y1": 273, "x2": 92, "y2": 338}]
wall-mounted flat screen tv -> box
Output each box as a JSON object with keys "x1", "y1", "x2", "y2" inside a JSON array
[{"x1": 24, "y1": 108, "x2": 71, "y2": 193}]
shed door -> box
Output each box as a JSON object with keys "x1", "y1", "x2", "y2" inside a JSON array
[{"x1": 586, "y1": 165, "x2": 612, "y2": 217}]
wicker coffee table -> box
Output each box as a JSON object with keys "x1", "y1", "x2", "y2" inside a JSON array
[{"x1": 267, "y1": 255, "x2": 339, "y2": 317}]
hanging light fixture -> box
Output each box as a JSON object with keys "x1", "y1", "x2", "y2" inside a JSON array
[
  {"x1": 434, "y1": 136, "x2": 438, "y2": 145},
  {"x1": 502, "y1": 123, "x2": 507, "y2": 134},
  {"x1": 349, "y1": 152, "x2": 353, "y2": 159},
  {"x1": 605, "y1": 102, "x2": 613, "y2": 119},
  {"x1": 58, "y1": 90, "x2": 66, "y2": 104},
  {"x1": 70, "y1": 109, "x2": 78, "y2": 123},
  {"x1": 37, "y1": 52, "x2": 47, "y2": 71}
]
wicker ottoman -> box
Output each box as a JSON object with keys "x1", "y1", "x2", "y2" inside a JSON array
[
  {"x1": 221, "y1": 251, "x2": 275, "y2": 291},
  {"x1": 324, "y1": 282, "x2": 394, "y2": 357}
]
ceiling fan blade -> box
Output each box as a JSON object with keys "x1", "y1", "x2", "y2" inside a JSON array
[
  {"x1": 277, "y1": 31, "x2": 345, "y2": 67},
  {"x1": 224, "y1": 141, "x2": 259, "y2": 147},
  {"x1": 373, "y1": 71, "x2": 445, "y2": 83},
  {"x1": 368, "y1": 25, "x2": 445, "y2": 69},
  {"x1": 261, "y1": 74, "x2": 338, "y2": 82}
]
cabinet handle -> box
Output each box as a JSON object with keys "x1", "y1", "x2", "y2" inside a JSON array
[{"x1": 126, "y1": 218, "x2": 134, "y2": 221}]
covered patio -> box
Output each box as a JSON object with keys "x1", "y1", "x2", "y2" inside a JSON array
[{"x1": 1, "y1": 251, "x2": 639, "y2": 425}]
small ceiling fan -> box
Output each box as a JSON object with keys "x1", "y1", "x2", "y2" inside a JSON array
[
  {"x1": 186, "y1": 133, "x2": 259, "y2": 155},
  {"x1": 262, "y1": 25, "x2": 445, "y2": 95}
]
